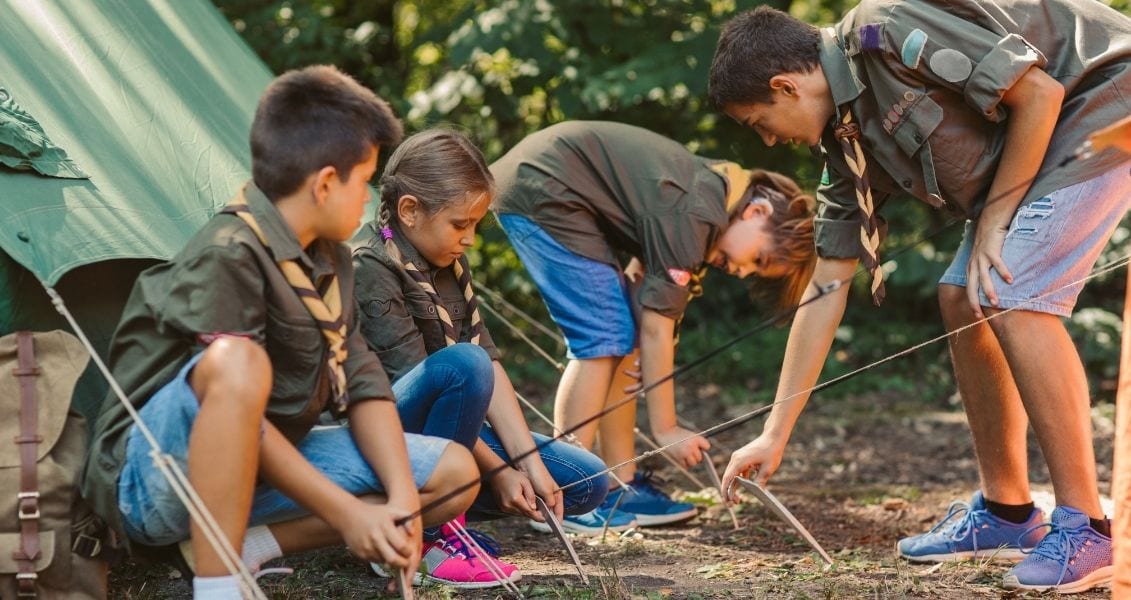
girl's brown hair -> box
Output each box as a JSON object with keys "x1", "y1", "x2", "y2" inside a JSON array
[
  {"x1": 376, "y1": 128, "x2": 494, "y2": 261},
  {"x1": 745, "y1": 169, "x2": 817, "y2": 313}
]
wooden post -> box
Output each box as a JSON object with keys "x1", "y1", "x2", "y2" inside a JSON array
[{"x1": 1115, "y1": 263, "x2": 1131, "y2": 598}]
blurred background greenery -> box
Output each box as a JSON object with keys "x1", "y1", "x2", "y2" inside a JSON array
[{"x1": 213, "y1": 0, "x2": 1131, "y2": 410}]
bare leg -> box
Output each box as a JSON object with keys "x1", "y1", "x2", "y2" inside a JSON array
[
  {"x1": 188, "y1": 338, "x2": 272, "y2": 577},
  {"x1": 554, "y1": 357, "x2": 619, "y2": 449},
  {"x1": 597, "y1": 351, "x2": 640, "y2": 484},
  {"x1": 939, "y1": 284, "x2": 1031, "y2": 505},
  {"x1": 987, "y1": 307, "x2": 1104, "y2": 518}
]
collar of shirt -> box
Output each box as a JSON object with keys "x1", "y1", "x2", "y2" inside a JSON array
[
  {"x1": 242, "y1": 182, "x2": 335, "y2": 282},
  {"x1": 819, "y1": 27, "x2": 867, "y2": 119}
]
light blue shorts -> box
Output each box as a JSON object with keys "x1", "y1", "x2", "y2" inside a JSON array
[
  {"x1": 117, "y1": 353, "x2": 451, "y2": 546},
  {"x1": 496, "y1": 213, "x2": 636, "y2": 359},
  {"x1": 940, "y1": 165, "x2": 1131, "y2": 316}
]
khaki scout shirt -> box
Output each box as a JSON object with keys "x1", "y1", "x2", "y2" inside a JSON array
[
  {"x1": 351, "y1": 222, "x2": 501, "y2": 382},
  {"x1": 491, "y1": 121, "x2": 735, "y2": 320},
  {"x1": 815, "y1": 0, "x2": 1131, "y2": 259},
  {"x1": 82, "y1": 183, "x2": 393, "y2": 545}
]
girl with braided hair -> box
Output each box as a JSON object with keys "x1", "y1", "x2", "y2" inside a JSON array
[{"x1": 351, "y1": 128, "x2": 613, "y2": 590}]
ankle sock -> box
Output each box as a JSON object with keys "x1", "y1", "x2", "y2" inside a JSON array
[
  {"x1": 985, "y1": 499, "x2": 1036, "y2": 524},
  {"x1": 1090, "y1": 517, "x2": 1111, "y2": 537},
  {"x1": 242, "y1": 525, "x2": 282, "y2": 571},
  {"x1": 192, "y1": 574, "x2": 242, "y2": 600}
]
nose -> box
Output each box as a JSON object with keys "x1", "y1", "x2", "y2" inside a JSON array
[{"x1": 760, "y1": 132, "x2": 777, "y2": 147}]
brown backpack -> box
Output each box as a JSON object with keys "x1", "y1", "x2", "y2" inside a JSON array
[{"x1": 0, "y1": 331, "x2": 109, "y2": 599}]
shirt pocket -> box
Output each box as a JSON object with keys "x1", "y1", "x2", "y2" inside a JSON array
[{"x1": 263, "y1": 306, "x2": 323, "y2": 410}]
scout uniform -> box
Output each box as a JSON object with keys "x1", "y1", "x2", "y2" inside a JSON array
[
  {"x1": 814, "y1": 0, "x2": 1131, "y2": 272},
  {"x1": 351, "y1": 222, "x2": 501, "y2": 381},
  {"x1": 82, "y1": 183, "x2": 394, "y2": 547},
  {"x1": 491, "y1": 120, "x2": 749, "y2": 321}
]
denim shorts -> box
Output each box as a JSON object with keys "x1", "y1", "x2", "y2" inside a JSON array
[
  {"x1": 117, "y1": 353, "x2": 451, "y2": 546},
  {"x1": 940, "y1": 165, "x2": 1131, "y2": 316},
  {"x1": 496, "y1": 213, "x2": 636, "y2": 359}
]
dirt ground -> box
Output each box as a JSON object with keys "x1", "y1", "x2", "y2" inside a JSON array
[{"x1": 108, "y1": 388, "x2": 1117, "y2": 599}]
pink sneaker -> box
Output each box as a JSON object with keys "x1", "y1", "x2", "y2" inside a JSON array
[{"x1": 371, "y1": 516, "x2": 521, "y2": 590}]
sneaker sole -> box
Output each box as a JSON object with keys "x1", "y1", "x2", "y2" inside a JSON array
[
  {"x1": 1002, "y1": 566, "x2": 1112, "y2": 594},
  {"x1": 896, "y1": 543, "x2": 1029, "y2": 564},
  {"x1": 422, "y1": 571, "x2": 522, "y2": 590},
  {"x1": 529, "y1": 518, "x2": 637, "y2": 535},
  {"x1": 632, "y1": 508, "x2": 698, "y2": 527}
]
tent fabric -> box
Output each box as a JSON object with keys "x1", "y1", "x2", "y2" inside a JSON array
[
  {"x1": 0, "y1": 0, "x2": 274, "y2": 288},
  {"x1": 0, "y1": 87, "x2": 89, "y2": 179}
]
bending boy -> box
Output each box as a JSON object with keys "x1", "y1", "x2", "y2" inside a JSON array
[
  {"x1": 82, "y1": 66, "x2": 477, "y2": 599},
  {"x1": 711, "y1": 2, "x2": 1131, "y2": 593},
  {"x1": 492, "y1": 120, "x2": 816, "y2": 528}
]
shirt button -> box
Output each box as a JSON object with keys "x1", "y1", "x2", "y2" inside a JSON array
[
  {"x1": 427, "y1": 306, "x2": 436, "y2": 314},
  {"x1": 913, "y1": 133, "x2": 923, "y2": 143},
  {"x1": 902, "y1": 178, "x2": 913, "y2": 188}
]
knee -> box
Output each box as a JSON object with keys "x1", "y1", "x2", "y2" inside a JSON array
[
  {"x1": 191, "y1": 337, "x2": 271, "y2": 411},
  {"x1": 420, "y1": 442, "x2": 480, "y2": 525},
  {"x1": 552, "y1": 446, "x2": 610, "y2": 515},
  {"x1": 938, "y1": 284, "x2": 977, "y2": 329},
  {"x1": 438, "y1": 343, "x2": 494, "y2": 400}
]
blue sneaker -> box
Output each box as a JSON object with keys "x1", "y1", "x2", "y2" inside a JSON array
[
  {"x1": 603, "y1": 470, "x2": 697, "y2": 526},
  {"x1": 1002, "y1": 506, "x2": 1112, "y2": 594},
  {"x1": 530, "y1": 506, "x2": 637, "y2": 535},
  {"x1": 897, "y1": 491, "x2": 1044, "y2": 563}
]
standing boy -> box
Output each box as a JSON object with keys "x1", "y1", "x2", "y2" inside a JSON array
[
  {"x1": 710, "y1": 1, "x2": 1131, "y2": 593},
  {"x1": 82, "y1": 66, "x2": 478, "y2": 599}
]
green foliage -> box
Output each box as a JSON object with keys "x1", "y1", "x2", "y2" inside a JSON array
[{"x1": 214, "y1": 0, "x2": 1131, "y2": 406}]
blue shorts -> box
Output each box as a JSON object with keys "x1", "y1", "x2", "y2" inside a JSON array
[
  {"x1": 940, "y1": 165, "x2": 1131, "y2": 316},
  {"x1": 117, "y1": 353, "x2": 451, "y2": 546},
  {"x1": 496, "y1": 213, "x2": 636, "y2": 359}
]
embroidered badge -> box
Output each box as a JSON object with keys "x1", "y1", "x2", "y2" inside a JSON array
[
  {"x1": 667, "y1": 268, "x2": 692, "y2": 287},
  {"x1": 901, "y1": 28, "x2": 928, "y2": 69},
  {"x1": 929, "y1": 48, "x2": 974, "y2": 83},
  {"x1": 858, "y1": 24, "x2": 883, "y2": 51},
  {"x1": 820, "y1": 165, "x2": 831, "y2": 186}
]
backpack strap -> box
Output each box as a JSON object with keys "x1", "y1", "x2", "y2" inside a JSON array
[{"x1": 13, "y1": 331, "x2": 43, "y2": 597}]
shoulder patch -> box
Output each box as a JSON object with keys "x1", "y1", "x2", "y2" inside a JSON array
[
  {"x1": 667, "y1": 268, "x2": 692, "y2": 287},
  {"x1": 929, "y1": 49, "x2": 974, "y2": 83},
  {"x1": 857, "y1": 24, "x2": 883, "y2": 51},
  {"x1": 901, "y1": 28, "x2": 928, "y2": 69}
]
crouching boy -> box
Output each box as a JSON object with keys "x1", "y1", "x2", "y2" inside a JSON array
[{"x1": 82, "y1": 65, "x2": 478, "y2": 599}]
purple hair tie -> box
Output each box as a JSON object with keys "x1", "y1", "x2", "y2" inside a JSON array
[{"x1": 380, "y1": 226, "x2": 394, "y2": 241}]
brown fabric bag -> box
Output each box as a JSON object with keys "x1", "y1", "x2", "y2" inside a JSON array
[{"x1": 0, "y1": 331, "x2": 109, "y2": 599}]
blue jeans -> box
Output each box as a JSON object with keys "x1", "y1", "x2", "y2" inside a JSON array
[
  {"x1": 117, "y1": 353, "x2": 451, "y2": 546},
  {"x1": 393, "y1": 344, "x2": 610, "y2": 520}
]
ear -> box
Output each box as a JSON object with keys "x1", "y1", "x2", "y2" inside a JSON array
[
  {"x1": 397, "y1": 194, "x2": 420, "y2": 227},
  {"x1": 768, "y1": 74, "x2": 798, "y2": 97},
  {"x1": 311, "y1": 166, "x2": 338, "y2": 206},
  {"x1": 741, "y1": 199, "x2": 773, "y2": 220}
]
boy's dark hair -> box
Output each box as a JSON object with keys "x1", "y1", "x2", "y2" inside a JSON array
[
  {"x1": 377, "y1": 128, "x2": 494, "y2": 262},
  {"x1": 709, "y1": 6, "x2": 821, "y2": 108},
  {"x1": 251, "y1": 65, "x2": 403, "y2": 200}
]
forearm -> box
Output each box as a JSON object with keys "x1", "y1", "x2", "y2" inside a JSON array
[
  {"x1": 639, "y1": 309, "x2": 677, "y2": 433},
  {"x1": 472, "y1": 437, "x2": 508, "y2": 472},
  {"x1": 483, "y1": 361, "x2": 541, "y2": 470},
  {"x1": 257, "y1": 421, "x2": 359, "y2": 531},
  {"x1": 980, "y1": 67, "x2": 1064, "y2": 227},
  {"x1": 763, "y1": 258, "x2": 856, "y2": 441},
  {"x1": 349, "y1": 399, "x2": 419, "y2": 504}
]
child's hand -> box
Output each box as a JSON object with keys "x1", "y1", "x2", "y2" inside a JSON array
[
  {"x1": 721, "y1": 434, "x2": 785, "y2": 504},
  {"x1": 521, "y1": 458, "x2": 564, "y2": 522},
  {"x1": 343, "y1": 497, "x2": 421, "y2": 574},
  {"x1": 652, "y1": 425, "x2": 710, "y2": 468},
  {"x1": 488, "y1": 467, "x2": 541, "y2": 520},
  {"x1": 966, "y1": 214, "x2": 1013, "y2": 318}
]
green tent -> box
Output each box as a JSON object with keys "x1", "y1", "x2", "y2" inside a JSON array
[{"x1": 0, "y1": 0, "x2": 274, "y2": 420}]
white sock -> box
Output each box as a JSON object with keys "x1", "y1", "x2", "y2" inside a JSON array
[
  {"x1": 242, "y1": 525, "x2": 283, "y2": 570},
  {"x1": 192, "y1": 574, "x2": 243, "y2": 600}
]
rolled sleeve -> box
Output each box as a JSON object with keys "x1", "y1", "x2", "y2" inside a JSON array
[
  {"x1": 964, "y1": 33, "x2": 1046, "y2": 122},
  {"x1": 638, "y1": 274, "x2": 691, "y2": 320},
  {"x1": 814, "y1": 167, "x2": 866, "y2": 259}
]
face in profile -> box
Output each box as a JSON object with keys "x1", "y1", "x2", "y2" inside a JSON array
[
  {"x1": 707, "y1": 199, "x2": 788, "y2": 280},
  {"x1": 320, "y1": 145, "x2": 380, "y2": 242},
  {"x1": 400, "y1": 191, "x2": 491, "y2": 268}
]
